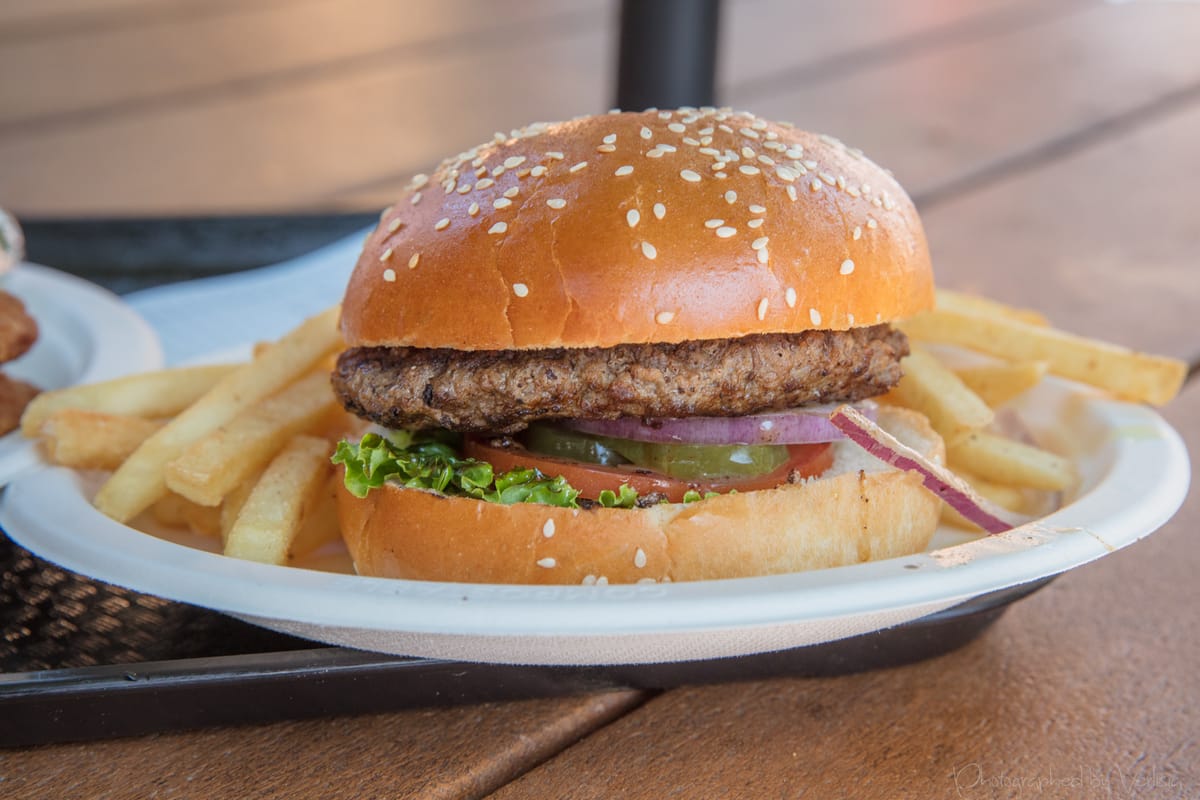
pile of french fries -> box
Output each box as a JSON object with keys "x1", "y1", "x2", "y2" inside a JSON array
[
  {"x1": 18, "y1": 292, "x2": 1186, "y2": 564},
  {"x1": 889, "y1": 289, "x2": 1185, "y2": 530},
  {"x1": 20, "y1": 307, "x2": 362, "y2": 565}
]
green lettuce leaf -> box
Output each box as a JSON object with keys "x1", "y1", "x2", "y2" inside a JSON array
[{"x1": 331, "y1": 431, "x2": 586, "y2": 508}]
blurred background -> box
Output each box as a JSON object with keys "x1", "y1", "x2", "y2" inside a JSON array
[{"x1": 1, "y1": 0, "x2": 1199, "y2": 359}]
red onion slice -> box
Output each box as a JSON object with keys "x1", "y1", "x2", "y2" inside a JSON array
[
  {"x1": 829, "y1": 405, "x2": 1027, "y2": 535},
  {"x1": 563, "y1": 402, "x2": 877, "y2": 445}
]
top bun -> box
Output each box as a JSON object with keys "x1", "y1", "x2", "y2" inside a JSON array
[{"x1": 341, "y1": 108, "x2": 933, "y2": 351}]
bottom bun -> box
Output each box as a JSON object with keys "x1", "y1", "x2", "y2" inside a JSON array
[{"x1": 337, "y1": 407, "x2": 944, "y2": 585}]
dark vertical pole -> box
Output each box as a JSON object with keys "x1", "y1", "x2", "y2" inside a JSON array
[{"x1": 615, "y1": 0, "x2": 721, "y2": 111}]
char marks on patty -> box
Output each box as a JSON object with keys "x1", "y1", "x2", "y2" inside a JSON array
[{"x1": 333, "y1": 325, "x2": 908, "y2": 433}]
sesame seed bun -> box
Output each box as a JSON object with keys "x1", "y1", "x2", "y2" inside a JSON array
[
  {"x1": 337, "y1": 407, "x2": 943, "y2": 584},
  {"x1": 340, "y1": 108, "x2": 933, "y2": 350}
]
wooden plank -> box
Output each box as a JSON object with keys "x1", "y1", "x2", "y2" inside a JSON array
[
  {"x1": 723, "y1": 0, "x2": 1077, "y2": 93},
  {"x1": 921, "y1": 100, "x2": 1200, "y2": 363},
  {"x1": 486, "y1": 386, "x2": 1200, "y2": 800},
  {"x1": 0, "y1": 691, "x2": 646, "y2": 800},
  {"x1": 735, "y1": 0, "x2": 1200, "y2": 201},
  {"x1": 0, "y1": 0, "x2": 610, "y2": 125}
]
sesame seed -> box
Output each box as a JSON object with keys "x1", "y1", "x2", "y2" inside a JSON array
[
  {"x1": 659, "y1": 111, "x2": 673, "y2": 120},
  {"x1": 646, "y1": 149, "x2": 665, "y2": 159},
  {"x1": 810, "y1": 308, "x2": 822, "y2": 325},
  {"x1": 596, "y1": 576, "x2": 609, "y2": 585},
  {"x1": 638, "y1": 578, "x2": 657, "y2": 585},
  {"x1": 747, "y1": 218, "x2": 764, "y2": 229},
  {"x1": 867, "y1": 218, "x2": 878, "y2": 229},
  {"x1": 715, "y1": 172, "x2": 728, "y2": 179},
  {"x1": 746, "y1": 204, "x2": 764, "y2": 214},
  {"x1": 776, "y1": 166, "x2": 797, "y2": 182},
  {"x1": 491, "y1": 166, "x2": 506, "y2": 177},
  {"x1": 531, "y1": 165, "x2": 547, "y2": 177},
  {"x1": 626, "y1": 209, "x2": 640, "y2": 228},
  {"x1": 475, "y1": 178, "x2": 495, "y2": 190},
  {"x1": 680, "y1": 169, "x2": 702, "y2": 182},
  {"x1": 504, "y1": 187, "x2": 519, "y2": 198},
  {"x1": 547, "y1": 151, "x2": 565, "y2": 160},
  {"x1": 582, "y1": 575, "x2": 597, "y2": 586},
  {"x1": 488, "y1": 222, "x2": 507, "y2": 235},
  {"x1": 725, "y1": 190, "x2": 737, "y2": 204},
  {"x1": 543, "y1": 519, "x2": 556, "y2": 538},
  {"x1": 655, "y1": 310, "x2": 674, "y2": 324},
  {"x1": 752, "y1": 236, "x2": 769, "y2": 250},
  {"x1": 810, "y1": 180, "x2": 822, "y2": 192},
  {"x1": 641, "y1": 241, "x2": 657, "y2": 260},
  {"x1": 653, "y1": 203, "x2": 666, "y2": 219},
  {"x1": 379, "y1": 205, "x2": 393, "y2": 221},
  {"x1": 757, "y1": 297, "x2": 769, "y2": 320},
  {"x1": 467, "y1": 203, "x2": 479, "y2": 216},
  {"x1": 668, "y1": 122, "x2": 686, "y2": 133},
  {"x1": 435, "y1": 218, "x2": 450, "y2": 231},
  {"x1": 411, "y1": 192, "x2": 422, "y2": 205},
  {"x1": 699, "y1": 126, "x2": 714, "y2": 135},
  {"x1": 862, "y1": 183, "x2": 872, "y2": 194},
  {"x1": 516, "y1": 169, "x2": 530, "y2": 178},
  {"x1": 412, "y1": 173, "x2": 429, "y2": 188},
  {"x1": 836, "y1": 175, "x2": 847, "y2": 190},
  {"x1": 699, "y1": 147, "x2": 720, "y2": 157},
  {"x1": 739, "y1": 165, "x2": 760, "y2": 176},
  {"x1": 383, "y1": 268, "x2": 396, "y2": 282},
  {"x1": 786, "y1": 186, "x2": 798, "y2": 201},
  {"x1": 547, "y1": 198, "x2": 566, "y2": 209},
  {"x1": 711, "y1": 162, "x2": 727, "y2": 171},
  {"x1": 504, "y1": 156, "x2": 526, "y2": 169},
  {"x1": 719, "y1": 124, "x2": 733, "y2": 133},
  {"x1": 853, "y1": 226, "x2": 862, "y2": 240},
  {"x1": 786, "y1": 287, "x2": 797, "y2": 307},
  {"x1": 683, "y1": 137, "x2": 700, "y2": 146},
  {"x1": 634, "y1": 548, "x2": 647, "y2": 568},
  {"x1": 570, "y1": 161, "x2": 588, "y2": 173},
  {"x1": 615, "y1": 165, "x2": 634, "y2": 176},
  {"x1": 840, "y1": 259, "x2": 855, "y2": 275},
  {"x1": 603, "y1": 133, "x2": 617, "y2": 144},
  {"x1": 741, "y1": 146, "x2": 755, "y2": 159},
  {"x1": 640, "y1": 126, "x2": 653, "y2": 140},
  {"x1": 513, "y1": 283, "x2": 529, "y2": 297},
  {"x1": 848, "y1": 313, "x2": 856, "y2": 325},
  {"x1": 819, "y1": 172, "x2": 837, "y2": 186},
  {"x1": 493, "y1": 198, "x2": 512, "y2": 209},
  {"x1": 387, "y1": 217, "x2": 403, "y2": 233},
  {"x1": 597, "y1": 144, "x2": 617, "y2": 153},
  {"x1": 704, "y1": 219, "x2": 724, "y2": 228},
  {"x1": 716, "y1": 226, "x2": 736, "y2": 238},
  {"x1": 537, "y1": 557, "x2": 556, "y2": 568},
  {"x1": 757, "y1": 248, "x2": 769, "y2": 264},
  {"x1": 658, "y1": 144, "x2": 677, "y2": 153},
  {"x1": 379, "y1": 247, "x2": 393, "y2": 262},
  {"x1": 456, "y1": 184, "x2": 471, "y2": 194},
  {"x1": 408, "y1": 253, "x2": 420, "y2": 269},
  {"x1": 758, "y1": 155, "x2": 775, "y2": 166},
  {"x1": 739, "y1": 127, "x2": 760, "y2": 139}
]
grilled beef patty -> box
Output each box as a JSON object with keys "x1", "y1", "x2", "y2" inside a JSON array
[{"x1": 333, "y1": 325, "x2": 908, "y2": 434}]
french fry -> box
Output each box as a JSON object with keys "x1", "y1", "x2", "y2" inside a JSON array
[
  {"x1": 38, "y1": 410, "x2": 163, "y2": 469},
  {"x1": 94, "y1": 307, "x2": 341, "y2": 523},
  {"x1": 954, "y1": 361, "x2": 1048, "y2": 408},
  {"x1": 901, "y1": 310, "x2": 1186, "y2": 406},
  {"x1": 165, "y1": 370, "x2": 338, "y2": 506},
  {"x1": 224, "y1": 435, "x2": 333, "y2": 565},
  {"x1": 149, "y1": 492, "x2": 222, "y2": 538},
  {"x1": 947, "y1": 430, "x2": 1075, "y2": 491},
  {"x1": 885, "y1": 347, "x2": 994, "y2": 443},
  {"x1": 290, "y1": 472, "x2": 342, "y2": 561},
  {"x1": 935, "y1": 289, "x2": 1050, "y2": 327},
  {"x1": 20, "y1": 364, "x2": 237, "y2": 437},
  {"x1": 219, "y1": 481, "x2": 254, "y2": 546}
]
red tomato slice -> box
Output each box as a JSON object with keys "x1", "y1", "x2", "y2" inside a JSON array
[{"x1": 463, "y1": 438, "x2": 833, "y2": 504}]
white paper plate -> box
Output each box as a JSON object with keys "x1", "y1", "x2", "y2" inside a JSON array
[
  {"x1": 0, "y1": 264, "x2": 163, "y2": 485},
  {"x1": 0, "y1": 375, "x2": 1188, "y2": 665}
]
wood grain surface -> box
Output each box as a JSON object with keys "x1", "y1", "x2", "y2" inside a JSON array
[{"x1": 1, "y1": 0, "x2": 1198, "y2": 798}]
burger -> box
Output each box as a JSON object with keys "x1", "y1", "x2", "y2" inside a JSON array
[
  {"x1": 331, "y1": 107, "x2": 943, "y2": 585},
  {"x1": 0, "y1": 290, "x2": 40, "y2": 436}
]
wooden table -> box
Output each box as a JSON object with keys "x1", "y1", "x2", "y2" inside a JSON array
[{"x1": 2, "y1": 1, "x2": 1198, "y2": 796}]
